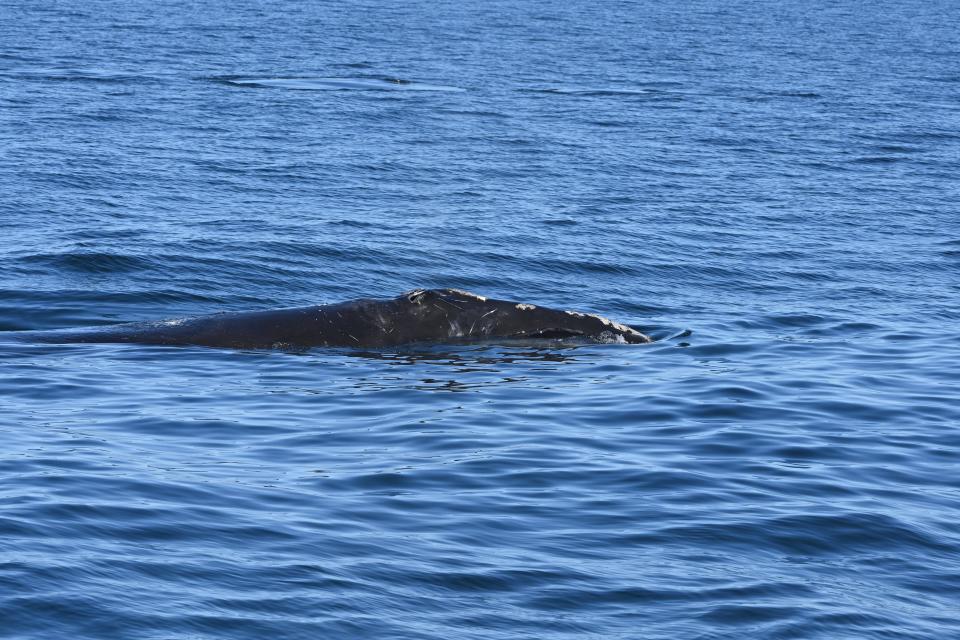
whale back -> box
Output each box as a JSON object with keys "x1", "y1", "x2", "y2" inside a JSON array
[{"x1": 22, "y1": 289, "x2": 650, "y2": 349}]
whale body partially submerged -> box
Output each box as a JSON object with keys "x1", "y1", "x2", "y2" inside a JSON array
[{"x1": 24, "y1": 289, "x2": 651, "y2": 349}]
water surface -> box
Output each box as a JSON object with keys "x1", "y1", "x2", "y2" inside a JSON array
[{"x1": 2, "y1": 1, "x2": 959, "y2": 638}]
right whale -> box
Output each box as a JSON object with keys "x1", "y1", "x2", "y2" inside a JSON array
[{"x1": 22, "y1": 289, "x2": 651, "y2": 349}]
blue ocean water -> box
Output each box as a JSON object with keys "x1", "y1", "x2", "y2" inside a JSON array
[{"x1": 2, "y1": 0, "x2": 959, "y2": 637}]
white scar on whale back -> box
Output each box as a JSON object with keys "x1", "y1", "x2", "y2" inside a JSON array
[{"x1": 448, "y1": 289, "x2": 488, "y2": 301}]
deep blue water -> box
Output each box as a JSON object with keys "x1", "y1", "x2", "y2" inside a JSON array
[{"x1": 2, "y1": 1, "x2": 960, "y2": 638}]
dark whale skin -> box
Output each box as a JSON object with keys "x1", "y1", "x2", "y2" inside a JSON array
[{"x1": 25, "y1": 289, "x2": 651, "y2": 349}]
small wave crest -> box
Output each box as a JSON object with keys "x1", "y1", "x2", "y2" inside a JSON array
[
  {"x1": 22, "y1": 251, "x2": 151, "y2": 274},
  {"x1": 211, "y1": 76, "x2": 466, "y2": 93}
]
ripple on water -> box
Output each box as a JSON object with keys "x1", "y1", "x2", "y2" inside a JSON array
[{"x1": 213, "y1": 76, "x2": 466, "y2": 92}]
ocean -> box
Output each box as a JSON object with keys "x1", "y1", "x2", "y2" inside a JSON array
[{"x1": 1, "y1": 1, "x2": 959, "y2": 638}]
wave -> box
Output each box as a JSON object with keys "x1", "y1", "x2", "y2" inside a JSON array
[{"x1": 211, "y1": 76, "x2": 466, "y2": 93}]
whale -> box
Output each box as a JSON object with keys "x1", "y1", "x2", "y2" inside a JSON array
[{"x1": 21, "y1": 289, "x2": 651, "y2": 349}]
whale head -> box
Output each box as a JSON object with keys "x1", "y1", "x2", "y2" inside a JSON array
[{"x1": 393, "y1": 289, "x2": 651, "y2": 345}]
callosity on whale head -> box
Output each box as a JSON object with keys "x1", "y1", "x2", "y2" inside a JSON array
[{"x1": 394, "y1": 288, "x2": 651, "y2": 344}]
